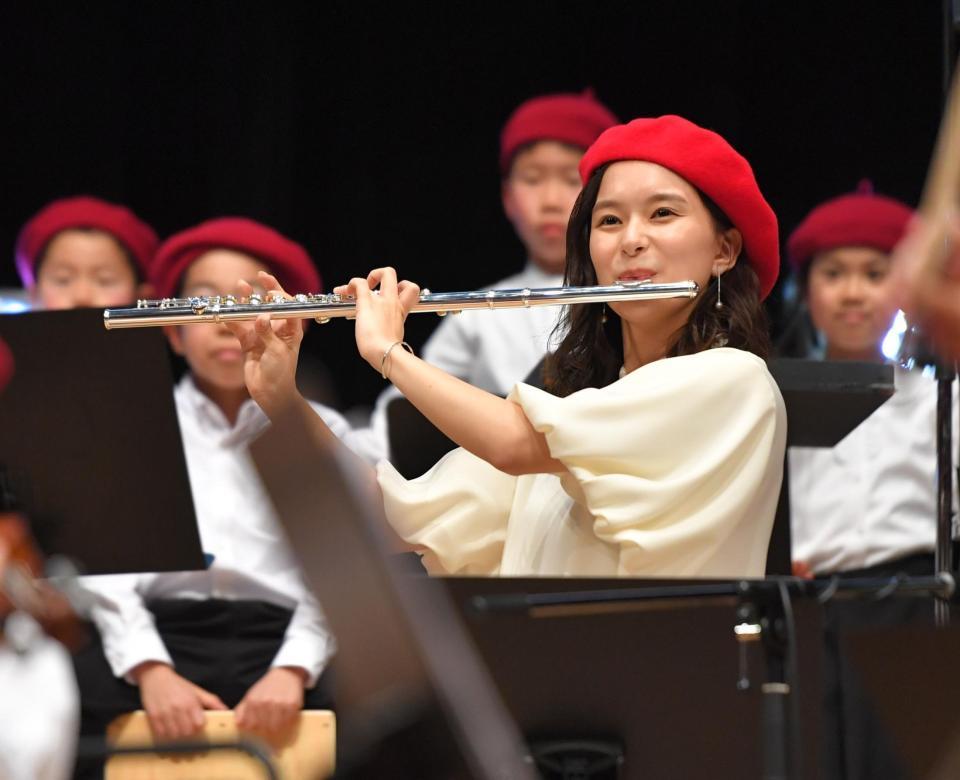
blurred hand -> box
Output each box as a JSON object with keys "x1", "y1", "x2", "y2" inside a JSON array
[
  {"x1": 333, "y1": 267, "x2": 420, "y2": 372},
  {"x1": 133, "y1": 661, "x2": 227, "y2": 740},
  {"x1": 895, "y1": 211, "x2": 960, "y2": 360},
  {"x1": 791, "y1": 560, "x2": 814, "y2": 580},
  {"x1": 226, "y1": 271, "x2": 304, "y2": 418},
  {"x1": 235, "y1": 666, "x2": 307, "y2": 733}
]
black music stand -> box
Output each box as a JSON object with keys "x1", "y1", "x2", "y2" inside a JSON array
[
  {"x1": 444, "y1": 576, "x2": 824, "y2": 780},
  {"x1": 386, "y1": 396, "x2": 457, "y2": 479},
  {"x1": 845, "y1": 621, "x2": 960, "y2": 779},
  {"x1": 765, "y1": 359, "x2": 894, "y2": 574},
  {"x1": 0, "y1": 309, "x2": 204, "y2": 575}
]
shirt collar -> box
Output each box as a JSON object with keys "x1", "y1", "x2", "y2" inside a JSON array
[{"x1": 176, "y1": 374, "x2": 270, "y2": 445}]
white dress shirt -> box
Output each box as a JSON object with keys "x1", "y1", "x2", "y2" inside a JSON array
[
  {"x1": 789, "y1": 365, "x2": 957, "y2": 574},
  {"x1": 0, "y1": 618, "x2": 78, "y2": 780},
  {"x1": 81, "y1": 375, "x2": 374, "y2": 687},
  {"x1": 421, "y1": 262, "x2": 565, "y2": 394}
]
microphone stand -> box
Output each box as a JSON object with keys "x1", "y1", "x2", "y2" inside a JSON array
[
  {"x1": 896, "y1": 321, "x2": 955, "y2": 627},
  {"x1": 935, "y1": 359, "x2": 956, "y2": 627}
]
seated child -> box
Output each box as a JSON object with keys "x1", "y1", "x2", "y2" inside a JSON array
[
  {"x1": 15, "y1": 196, "x2": 156, "y2": 309},
  {"x1": 74, "y1": 218, "x2": 376, "y2": 775}
]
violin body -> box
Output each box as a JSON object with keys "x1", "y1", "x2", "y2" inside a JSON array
[{"x1": 0, "y1": 511, "x2": 84, "y2": 650}]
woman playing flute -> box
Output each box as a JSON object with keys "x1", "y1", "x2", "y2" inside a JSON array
[{"x1": 232, "y1": 115, "x2": 787, "y2": 578}]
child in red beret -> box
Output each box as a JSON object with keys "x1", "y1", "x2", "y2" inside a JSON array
[
  {"x1": 15, "y1": 196, "x2": 157, "y2": 310},
  {"x1": 232, "y1": 114, "x2": 787, "y2": 580},
  {"x1": 787, "y1": 180, "x2": 912, "y2": 362},
  {"x1": 73, "y1": 218, "x2": 379, "y2": 772},
  {"x1": 367, "y1": 90, "x2": 618, "y2": 462},
  {"x1": 419, "y1": 89, "x2": 619, "y2": 393},
  {"x1": 787, "y1": 184, "x2": 944, "y2": 780},
  {"x1": 786, "y1": 183, "x2": 937, "y2": 580}
]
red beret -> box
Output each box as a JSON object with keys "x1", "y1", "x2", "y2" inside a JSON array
[
  {"x1": 151, "y1": 217, "x2": 321, "y2": 299},
  {"x1": 787, "y1": 180, "x2": 914, "y2": 270},
  {"x1": 15, "y1": 196, "x2": 158, "y2": 287},
  {"x1": 499, "y1": 89, "x2": 619, "y2": 175},
  {"x1": 579, "y1": 115, "x2": 780, "y2": 300},
  {"x1": 0, "y1": 336, "x2": 13, "y2": 395}
]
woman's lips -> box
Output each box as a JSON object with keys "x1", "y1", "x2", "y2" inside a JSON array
[{"x1": 618, "y1": 270, "x2": 656, "y2": 282}]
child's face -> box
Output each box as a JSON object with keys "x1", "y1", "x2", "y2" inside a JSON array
[
  {"x1": 588, "y1": 160, "x2": 739, "y2": 331},
  {"x1": 32, "y1": 229, "x2": 142, "y2": 310},
  {"x1": 502, "y1": 140, "x2": 583, "y2": 275},
  {"x1": 806, "y1": 246, "x2": 897, "y2": 359},
  {"x1": 166, "y1": 250, "x2": 270, "y2": 392}
]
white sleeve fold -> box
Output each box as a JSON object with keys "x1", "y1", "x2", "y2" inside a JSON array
[
  {"x1": 377, "y1": 448, "x2": 517, "y2": 575},
  {"x1": 80, "y1": 574, "x2": 173, "y2": 682},
  {"x1": 270, "y1": 588, "x2": 335, "y2": 688}
]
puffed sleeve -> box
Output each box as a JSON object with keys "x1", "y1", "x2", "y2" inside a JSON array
[
  {"x1": 377, "y1": 448, "x2": 518, "y2": 575},
  {"x1": 510, "y1": 348, "x2": 786, "y2": 577}
]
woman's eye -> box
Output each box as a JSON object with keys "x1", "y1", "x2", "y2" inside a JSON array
[
  {"x1": 597, "y1": 214, "x2": 620, "y2": 226},
  {"x1": 867, "y1": 269, "x2": 888, "y2": 282},
  {"x1": 652, "y1": 207, "x2": 675, "y2": 219}
]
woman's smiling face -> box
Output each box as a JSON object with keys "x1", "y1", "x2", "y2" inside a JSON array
[{"x1": 589, "y1": 160, "x2": 740, "y2": 328}]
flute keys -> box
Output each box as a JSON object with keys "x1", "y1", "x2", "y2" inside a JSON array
[
  {"x1": 189, "y1": 297, "x2": 207, "y2": 315},
  {"x1": 248, "y1": 293, "x2": 263, "y2": 305}
]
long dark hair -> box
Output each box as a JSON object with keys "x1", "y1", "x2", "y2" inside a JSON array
[{"x1": 544, "y1": 163, "x2": 771, "y2": 397}]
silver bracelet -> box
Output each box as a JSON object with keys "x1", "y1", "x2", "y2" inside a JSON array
[{"x1": 380, "y1": 340, "x2": 414, "y2": 380}]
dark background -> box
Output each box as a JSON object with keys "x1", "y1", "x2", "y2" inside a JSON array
[{"x1": 0, "y1": 1, "x2": 949, "y2": 409}]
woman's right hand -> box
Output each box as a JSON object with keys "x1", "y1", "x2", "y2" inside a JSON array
[{"x1": 227, "y1": 271, "x2": 305, "y2": 419}]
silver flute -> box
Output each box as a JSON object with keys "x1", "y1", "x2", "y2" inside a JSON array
[{"x1": 102, "y1": 280, "x2": 700, "y2": 329}]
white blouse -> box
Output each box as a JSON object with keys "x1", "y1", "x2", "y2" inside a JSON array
[{"x1": 378, "y1": 348, "x2": 787, "y2": 578}]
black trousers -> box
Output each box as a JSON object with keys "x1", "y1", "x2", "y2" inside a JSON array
[
  {"x1": 820, "y1": 553, "x2": 935, "y2": 780},
  {"x1": 72, "y1": 598, "x2": 333, "y2": 779}
]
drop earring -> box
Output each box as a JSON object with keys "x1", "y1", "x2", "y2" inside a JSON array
[
  {"x1": 715, "y1": 269, "x2": 723, "y2": 310},
  {"x1": 601, "y1": 304, "x2": 608, "y2": 324}
]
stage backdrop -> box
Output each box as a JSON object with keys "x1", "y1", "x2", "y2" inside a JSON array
[{"x1": 0, "y1": 1, "x2": 946, "y2": 408}]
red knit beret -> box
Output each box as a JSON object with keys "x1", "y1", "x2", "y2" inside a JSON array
[
  {"x1": 499, "y1": 89, "x2": 619, "y2": 175},
  {"x1": 579, "y1": 115, "x2": 780, "y2": 300},
  {"x1": 787, "y1": 181, "x2": 914, "y2": 270},
  {"x1": 15, "y1": 196, "x2": 158, "y2": 287},
  {"x1": 151, "y1": 217, "x2": 321, "y2": 299},
  {"x1": 0, "y1": 336, "x2": 12, "y2": 394}
]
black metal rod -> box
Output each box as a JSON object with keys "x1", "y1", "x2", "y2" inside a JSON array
[
  {"x1": 75, "y1": 737, "x2": 280, "y2": 780},
  {"x1": 471, "y1": 574, "x2": 955, "y2": 615},
  {"x1": 936, "y1": 371, "x2": 955, "y2": 627}
]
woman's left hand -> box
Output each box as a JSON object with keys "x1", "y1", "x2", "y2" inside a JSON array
[
  {"x1": 225, "y1": 271, "x2": 304, "y2": 418},
  {"x1": 334, "y1": 267, "x2": 420, "y2": 372}
]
